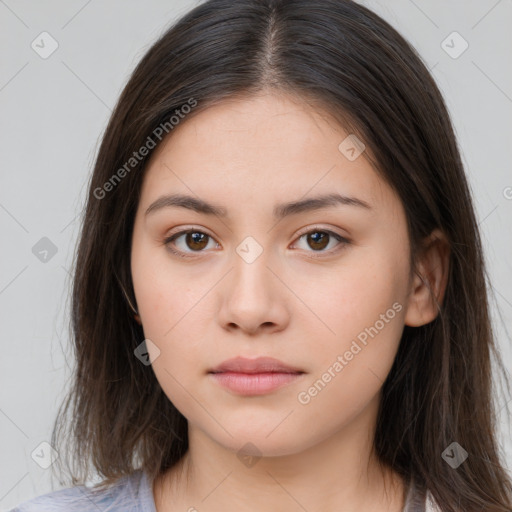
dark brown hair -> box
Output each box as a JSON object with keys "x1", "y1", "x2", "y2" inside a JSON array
[{"x1": 51, "y1": 1, "x2": 512, "y2": 510}]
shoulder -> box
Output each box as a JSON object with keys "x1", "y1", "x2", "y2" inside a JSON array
[
  {"x1": 404, "y1": 475, "x2": 442, "y2": 512},
  {"x1": 7, "y1": 470, "x2": 154, "y2": 512},
  {"x1": 425, "y1": 490, "x2": 442, "y2": 512}
]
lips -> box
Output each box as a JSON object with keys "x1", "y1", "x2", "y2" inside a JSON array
[
  {"x1": 208, "y1": 356, "x2": 305, "y2": 395},
  {"x1": 209, "y1": 356, "x2": 304, "y2": 375}
]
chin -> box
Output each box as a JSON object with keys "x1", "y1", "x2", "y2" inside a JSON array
[{"x1": 210, "y1": 428, "x2": 307, "y2": 458}]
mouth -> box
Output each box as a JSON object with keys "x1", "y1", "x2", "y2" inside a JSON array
[
  {"x1": 209, "y1": 356, "x2": 304, "y2": 374},
  {"x1": 208, "y1": 356, "x2": 305, "y2": 395}
]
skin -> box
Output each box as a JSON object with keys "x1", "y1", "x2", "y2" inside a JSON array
[{"x1": 130, "y1": 90, "x2": 449, "y2": 512}]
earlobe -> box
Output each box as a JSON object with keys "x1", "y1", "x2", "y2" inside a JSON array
[
  {"x1": 404, "y1": 228, "x2": 450, "y2": 327},
  {"x1": 118, "y1": 278, "x2": 143, "y2": 325}
]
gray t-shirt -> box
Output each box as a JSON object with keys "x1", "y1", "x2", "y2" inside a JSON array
[
  {"x1": 9, "y1": 470, "x2": 156, "y2": 512},
  {"x1": 9, "y1": 469, "x2": 438, "y2": 511}
]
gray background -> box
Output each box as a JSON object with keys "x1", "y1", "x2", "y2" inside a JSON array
[{"x1": 1, "y1": 0, "x2": 511, "y2": 509}]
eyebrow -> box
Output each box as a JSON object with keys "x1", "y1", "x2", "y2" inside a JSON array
[{"x1": 145, "y1": 192, "x2": 372, "y2": 220}]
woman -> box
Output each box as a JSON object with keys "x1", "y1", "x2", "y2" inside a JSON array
[{"x1": 10, "y1": 0, "x2": 512, "y2": 511}]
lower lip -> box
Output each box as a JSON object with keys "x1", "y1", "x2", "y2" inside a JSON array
[{"x1": 209, "y1": 371, "x2": 304, "y2": 395}]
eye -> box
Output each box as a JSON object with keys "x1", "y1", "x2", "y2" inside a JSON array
[
  {"x1": 291, "y1": 227, "x2": 350, "y2": 258},
  {"x1": 163, "y1": 229, "x2": 219, "y2": 258},
  {"x1": 163, "y1": 226, "x2": 350, "y2": 259}
]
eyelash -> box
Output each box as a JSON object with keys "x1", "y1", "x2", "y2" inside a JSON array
[{"x1": 162, "y1": 226, "x2": 351, "y2": 260}]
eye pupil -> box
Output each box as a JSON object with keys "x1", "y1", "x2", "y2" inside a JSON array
[{"x1": 308, "y1": 232, "x2": 329, "y2": 250}]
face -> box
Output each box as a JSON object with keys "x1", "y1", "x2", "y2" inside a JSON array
[{"x1": 131, "y1": 91, "x2": 413, "y2": 456}]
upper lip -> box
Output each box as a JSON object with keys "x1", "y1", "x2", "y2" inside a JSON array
[{"x1": 209, "y1": 356, "x2": 304, "y2": 374}]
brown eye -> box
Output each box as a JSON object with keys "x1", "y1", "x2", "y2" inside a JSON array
[
  {"x1": 164, "y1": 229, "x2": 217, "y2": 258},
  {"x1": 184, "y1": 232, "x2": 209, "y2": 250},
  {"x1": 293, "y1": 228, "x2": 350, "y2": 258},
  {"x1": 164, "y1": 227, "x2": 350, "y2": 260},
  {"x1": 306, "y1": 231, "x2": 330, "y2": 251}
]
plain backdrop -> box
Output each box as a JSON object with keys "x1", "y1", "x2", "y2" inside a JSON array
[{"x1": 1, "y1": 0, "x2": 511, "y2": 509}]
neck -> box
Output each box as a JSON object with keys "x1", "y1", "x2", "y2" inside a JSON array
[{"x1": 153, "y1": 394, "x2": 406, "y2": 512}]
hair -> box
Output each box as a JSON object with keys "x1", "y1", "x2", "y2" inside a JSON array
[{"x1": 51, "y1": 0, "x2": 512, "y2": 510}]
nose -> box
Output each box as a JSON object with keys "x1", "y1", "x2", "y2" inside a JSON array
[{"x1": 216, "y1": 245, "x2": 290, "y2": 336}]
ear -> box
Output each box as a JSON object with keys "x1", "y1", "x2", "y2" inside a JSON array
[{"x1": 404, "y1": 228, "x2": 450, "y2": 327}]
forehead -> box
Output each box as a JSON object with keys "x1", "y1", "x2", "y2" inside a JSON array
[{"x1": 139, "y1": 93, "x2": 398, "y2": 217}]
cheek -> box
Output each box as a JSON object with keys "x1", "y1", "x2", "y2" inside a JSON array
[
  {"x1": 291, "y1": 292, "x2": 405, "y2": 449},
  {"x1": 137, "y1": 276, "x2": 209, "y2": 417},
  {"x1": 299, "y1": 253, "x2": 407, "y2": 392},
  {"x1": 300, "y1": 256, "x2": 405, "y2": 337},
  {"x1": 139, "y1": 280, "x2": 209, "y2": 356},
  {"x1": 131, "y1": 249, "x2": 212, "y2": 401},
  {"x1": 132, "y1": 244, "x2": 204, "y2": 337}
]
